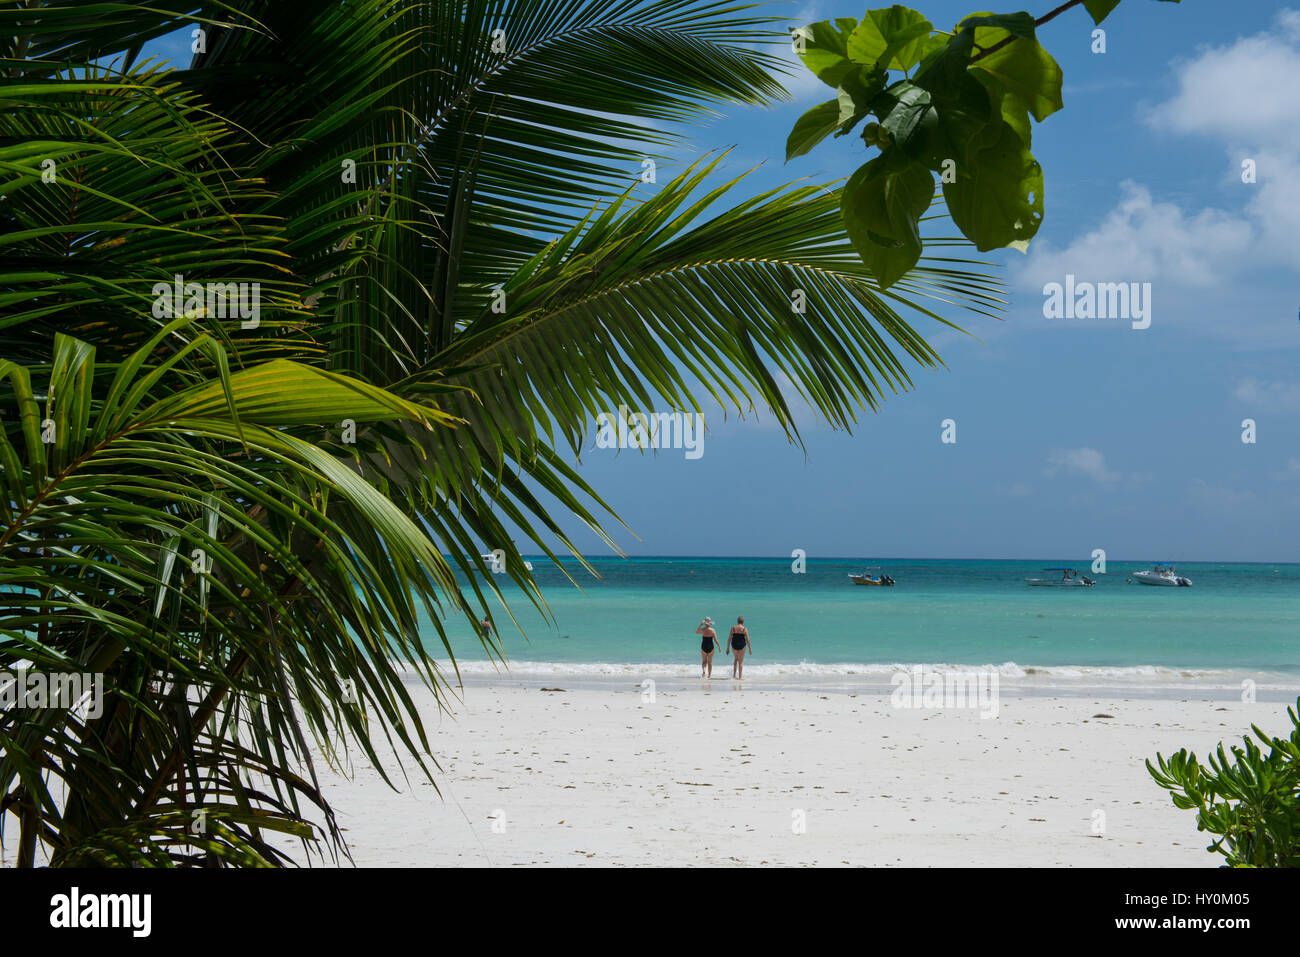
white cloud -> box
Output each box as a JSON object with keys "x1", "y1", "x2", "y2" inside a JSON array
[
  {"x1": 1153, "y1": 19, "x2": 1300, "y2": 149},
  {"x1": 1242, "y1": 149, "x2": 1300, "y2": 264},
  {"x1": 1044, "y1": 447, "x2": 1120, "y2": 486},
  {"x1": 1234, "y1": 378, "x2": 1300, "y2": 411},
  {"x1": 1017, "y1": 180, "x2": 1254, "y2": 290},
  {"x1": 1015, "y1": 10, "x2": 1300, "y2": 302},
  {"x1": 1282, "y1": 8, "x2": 1300, "y2": 38},
  {"x1": 1149, "y1": 9, "x2": 1300, "y2": 267}
]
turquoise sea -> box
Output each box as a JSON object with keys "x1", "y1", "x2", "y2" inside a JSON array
[{"x1": 435, "y1": 558, "x2": 1300, "y2": 685}]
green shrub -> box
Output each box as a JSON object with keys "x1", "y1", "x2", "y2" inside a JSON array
[{"x1": 1148, "y1": 699, "x2": 1300, "y2": 867}]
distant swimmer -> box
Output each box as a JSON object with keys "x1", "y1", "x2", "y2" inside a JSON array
[
  {"x1": 480, "y1": 617, "x2": 492, "y2": 638},
  {"x1": 727, "y1": 616, "x2": 752, "y2": 679},
  {"x1": 696, "y1": 617, "x2": 718, "y2": 678}
]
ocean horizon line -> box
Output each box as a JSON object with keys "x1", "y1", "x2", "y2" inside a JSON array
[{"x1": 503, "y1": 555, "x2": 1300, "y2": 566}]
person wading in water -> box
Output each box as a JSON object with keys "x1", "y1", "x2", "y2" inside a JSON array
[
  {"x1": 727, "y1": 616, "x2": 752, "y2": 679},
  {"x1": 695, "y1": 617, "x2": 718, "y2": 678}
]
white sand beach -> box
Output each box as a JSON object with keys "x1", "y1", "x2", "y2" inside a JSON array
[{"x1": 280, "y1": 674, "x2": 1298, "y2": 867}]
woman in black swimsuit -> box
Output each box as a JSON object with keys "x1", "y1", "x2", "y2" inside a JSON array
[
  {"x1": 727, "y1": 616, "x2": 752, "y2": 679},
  {"x1": 695, "y1": 617, "x2": 718, "y2": 677}
]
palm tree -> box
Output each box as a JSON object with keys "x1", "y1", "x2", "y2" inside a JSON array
[{"x1": 0, "y1": 0, "x2": 1001, "y2": 866}]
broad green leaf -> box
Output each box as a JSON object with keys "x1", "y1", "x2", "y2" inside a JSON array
[
  {"x1": 787, "y1": 99, "x2": 842, "y2": 160},
  {"x1": 842, "y1": 156, "x2": 934, "y2": 287},
  {"x1": 971, "y1": 69, "x2": 1032, "y2": 146},
  {"x1": 1087, "y1": 0, "x2": 1180, "y2": 23},
  {"x1": 913, "y1": 22, "x2": 976, "y2": 96},
  {"x1": 878, "y1": 81, "x2": 938, "y2": 157},
  {"x1": 835, "y1": 67, "x2": 887, "y2": 135},
  {"x1": 148, "y1": 360, "x2": 452, "y2": 428},
  {"x1": 915, "y1": 32, "x2": 949, "y2": 64},
  {"x1": 797, "y1": 18, "x2": 860, "y2": 88},
  {"x1": 942, "y1": 119, "x2": 1044, "y2": 251},
  {"x1": 1083, "y1": 0, "x2": 1124, "y2": 23},
  {"x1": 957, "y1": 12, "x2": 1037, "y2": 38},
  {"x1": 916, "y1": 67, "x2": 993, "y2": 167},
  {"x1": 971, "y1": 34, "x2": 1064, "y2": 122},
  {"x1": 847, "y1": 5, "x2": 935, "y2": 72}
]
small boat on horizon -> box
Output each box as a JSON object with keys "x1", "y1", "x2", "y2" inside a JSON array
[
  {"x1": 1132, "y1": 563, "x2": 1191, "y2": 587},
  {"x1": 481, "y1": 552, "x2": 534, "y2": 572},
  {"x1": 1025, "y1": 567, "x2": 1095, "y2": 586},
  {"x1": 849, "y1": 567, "x2": 895, "y2": 586}
]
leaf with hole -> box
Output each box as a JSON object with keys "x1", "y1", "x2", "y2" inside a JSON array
[{"x1": 942, "y1": 118, "x2": 1043, "y2": 251}]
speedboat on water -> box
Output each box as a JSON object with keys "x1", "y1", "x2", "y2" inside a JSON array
[
  {"x1": 1132, "y1": 563, "x2": 1190, "y2": 587},
  {"x1": 849, "y1": 566, "x2": 895, "y2": 586},
  {"x1": 480, "y1": 552, "x2": 533, "y2": 572},
  {"x1": 1025, "y1": 567, "x2": 1095, "y2": 586}
]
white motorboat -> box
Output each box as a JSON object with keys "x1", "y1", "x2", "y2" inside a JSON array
[
  {"x1": 1025, "y1": 567, "x2": 1095, "y2": 586},
  {"x1": 848, "y1": 566, "x2": 895, "y2": 586},
  {"x1": 1132, "y1": 564, "x2": 1191, "y2": 587},
  {"x1": 480, "y1": 552, "x2": 533, "y2": 572}
]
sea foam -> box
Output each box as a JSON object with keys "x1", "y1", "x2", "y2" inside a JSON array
[{"x1": 407, "y1": 658, "x2": 1300, "y2": 692}]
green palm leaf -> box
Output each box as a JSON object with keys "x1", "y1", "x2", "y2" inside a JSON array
[
  {"x1": 0, "y1": 326, "x2": 479, "y2": 865},
  {"x1": 2, "y1": 0, "x2": 1004, "y2": 866}
]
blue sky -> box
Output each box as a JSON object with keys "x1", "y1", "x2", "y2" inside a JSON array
[
  {"x1": 146, "y1": 3, "x2": 1300, "y2": 562},
  {"x1": 543, "y1": 0, "x2": 1300, "y2": 563}
]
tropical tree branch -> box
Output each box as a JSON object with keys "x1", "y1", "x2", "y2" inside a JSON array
[{"x1": 970, "y1": 0, "x2": 1085, "y2": 62}]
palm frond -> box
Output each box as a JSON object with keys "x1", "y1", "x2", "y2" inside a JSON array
[
  {"x1": 1, "y1": 0, "x2": 1006, "y2": 867},
  {"x1": 428, "y1": 156, "x2": 1003, "y2": 454},
  {"x1": 0, "y1": 325, "x2": 480, "y2": 865}
]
